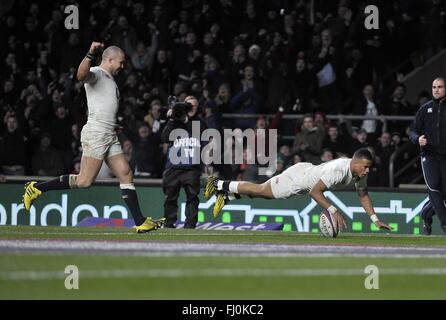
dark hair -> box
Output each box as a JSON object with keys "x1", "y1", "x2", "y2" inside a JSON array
[
  {"x1": 353, "y1": 148, "x2": 373, "y2": 162},
  {"x1": 394, "y1": 83, "x2": 406, "y2": 91},
  {"x1": 328, "y1": 123, "x2": 338, "y2": 129},
  {"x1": 139, "y1": 122, "x2": 150, "y2": 129}
]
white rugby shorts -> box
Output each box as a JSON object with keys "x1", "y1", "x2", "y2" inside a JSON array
[
  {"x1": 80, "y1": 126, "x2": 123, "y2": 160},
  {"x1": 269, "y1": 163, "x2": 312, "y2": 199}
]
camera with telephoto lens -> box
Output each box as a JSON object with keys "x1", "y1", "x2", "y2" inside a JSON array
[{"x1": 168, "y1": 96, "x2": 192, "y2": 122}]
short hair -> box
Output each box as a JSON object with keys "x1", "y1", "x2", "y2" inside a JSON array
[
  {"x1": 139, "y1": 122, "x2": 150, "y2": 129},
  {"x1": 102, "y1": 46, "x2": 124, "y2": 60},
  {"x1": 433, "y1": 77, "x2": 445, "y2": 85},
  {"x1": 328, "y1": 123, "x2": 338, "y2": 130},
  {"x1": 353, "y1": 148, "x2": 373, "y2": 162}
]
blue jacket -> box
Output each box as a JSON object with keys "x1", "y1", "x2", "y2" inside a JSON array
[{"x1": 410, "y1": 99, "x2": 446, "y2": 156}]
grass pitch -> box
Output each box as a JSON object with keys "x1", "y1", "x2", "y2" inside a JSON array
[{"x1": 1, "y1": 226, "x2": 446, "y2": 299}]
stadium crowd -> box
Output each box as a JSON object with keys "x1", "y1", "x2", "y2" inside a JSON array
[{"x1": 1, "y1": 0, "x2": 445, "y2": 186}]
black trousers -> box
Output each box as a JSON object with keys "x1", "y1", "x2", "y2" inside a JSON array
[
  {"x1": 162, "y1": 168, "x2": 201, "y2": 228},
  {"x1": 420, "y1": 200, "x2": 434, "y2": 221},
  {"x1": 421, "y1": 154, "x2": 446, "y2": 226}
]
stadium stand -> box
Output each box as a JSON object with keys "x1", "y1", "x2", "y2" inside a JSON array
[{"x1": 1, "y1": 0, "x2": 445, "y2": 187}]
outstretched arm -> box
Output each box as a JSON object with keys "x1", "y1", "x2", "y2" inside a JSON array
[
  {"x1": 310, "y1": 180, "x2": 347, "y2": 230},
  {"x1": 77, "y1": 42, "x2": 104, "y2": 83},
  {"x1": 357, "y1": 187, "x2": 392, "y2": 230}
]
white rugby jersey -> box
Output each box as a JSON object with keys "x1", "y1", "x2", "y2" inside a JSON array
[
  {"x1": 295, "y1": 158, "x2": 367, "y2": 193},
  {"x1": 84, "y1": 66, "x2": 120, "y2": 132}
]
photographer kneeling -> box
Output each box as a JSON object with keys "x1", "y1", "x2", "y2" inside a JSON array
[{"x1": 161, "y1": 96, "x2": 206, "y2": 228}]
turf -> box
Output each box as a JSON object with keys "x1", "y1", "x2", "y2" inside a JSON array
[
  {"x1": 2, "y1": 225, "x2": 446, "y2": 246},
  {"x1": 1, "y1": 226, "x2": 446, "y2": 300}
]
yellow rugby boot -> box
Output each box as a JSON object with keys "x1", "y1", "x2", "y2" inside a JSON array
[
  {"x1": 22, "y1": 181, "x2": 42, "y2": 211},
  {"x1": 135, "y1": 217, "x2": 165, "y2": 233},
  {"x1": 213, "y1": 191, "x2": 230, "y2": 218},
  {"x1": 204, "y1": 176, "x2": 218, "y2": 200}
]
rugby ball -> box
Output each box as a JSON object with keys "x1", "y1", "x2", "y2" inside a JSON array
[{"x1": 319, "y1": 210, "x2": 339, "y2": 238}]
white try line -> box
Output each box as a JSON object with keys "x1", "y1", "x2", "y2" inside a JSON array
[{"x1": 1, "y1": 239, "x2": 446, "y2": 258}]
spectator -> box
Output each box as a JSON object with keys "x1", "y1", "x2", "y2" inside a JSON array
[
  {"x1": 175, "y1": 31, "x2": 202, "y2": 80},
  {"x1": 322, "y1": 123, "x2": 349, "y2": 157},
  {"x1": 320, "y1": 148, "x2": 334, "y2": 163},
  {"x1": 383, "y1": 83, "x2": 414, "y2": 134},
  {"x1": 47, "y1": 106, "x2": 74, "y2": 173},
  {"x1": 290, "y1": 57, "x2": 318, "y2": 114},
  {"x1": 230, "y1": 88, "x2": 261, "y2": 130},
  {"x1": 31, "y1": 133, "x2": 64, "y2": 176},
  {"x1": 202, "y1": 101, "x2": 221, "y2": 132},
  {"x1": 349, "y1": 129, "x2": 369, "y2": 156},
  {"x1": 124, "y1": 23, "x2": 158, "y2": 75},
  {"x1": 122, "y1": 138, "x2": 133, "y2": 163},
  {"x1": 202, "y1": 32, "x2": 225, "y2": 65},
  {"x1": 247, "y1": 44, "x2": 262, "y2": 71},
  {"x1": 144, "y1": 99, "x2": 165, "y2": 134},
  {"x1": 226, "y1": 44, "x2": 247, "y2": 91},
  {"x1": 292, "y1": 114, "x2": 325, "y2": 164},
  {"x1": 293, "y1": 153, "x2": 304, "y2": 165},
  {"x1": 314, "y1": 111, "x2": 329, "y2": 132},
  {"x1": 213, "y1": 83, "x2": 231, "y2": 120},
  {"x1": 352, "y1": 84, "x2": 381, "y2": 143},
  {"x1": 234, "y1": 64, "x2": 264, "y2": 101},
  {"x1": 102, "y1": 15, "x2": 137, "y2": 50},
  {"x1": 0, "y1": 114, "x2": 26, "y2": 175},
  {"x1": 130, "y1": 123, "x2": 162, "y2": 178},
  {"x1": 265, "y1": 61, "x2": 291, "y2": 113},
  {"x1": 374, "y1": 131, "x2": 395, "y2": 187},
  {"x1": 278, "y1": 144, "x2": 293, "y2": 169},
  {"x1": 203, "y1": 55, "x2": 225, "y2": 95},
  {"x1": 150, "y1": 49, "x2": 173, "y2": 92},
  {"x1": 59, "y1": 33, "x2": 83, "y2": 72}
]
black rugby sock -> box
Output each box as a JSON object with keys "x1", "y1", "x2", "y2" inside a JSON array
[
  {"x1": 120, "y1": 186, "x2": 145, "y2": 226},
  {"x1": 36, "y1": 175, "x2": 70, "y2": 192}
]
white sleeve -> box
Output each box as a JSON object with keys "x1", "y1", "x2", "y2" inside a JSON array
[
  {"x1": 87, "y1": 67, "x2": 100, "y2": 84},
  {"x1": 320, "y1": 170, "x2": 344, "y2": 189}
]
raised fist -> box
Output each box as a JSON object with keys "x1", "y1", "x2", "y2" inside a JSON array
[{"x1": 89, "y1": 42, "x2": 104, "y2": 55}]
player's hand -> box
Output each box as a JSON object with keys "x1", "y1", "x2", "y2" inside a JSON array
[
  {"x1": 375, "y1": 221, "x2": 393, "y2": 231},
  {"x1": 333, "y1": 211, "x2": 347, "y2": 231},
  {"x1": 89, "y1": 42, "x2": 104, "y2": 55},
  {"x1": 419, "y1": 135, "x2": 427, "y2": 146}
]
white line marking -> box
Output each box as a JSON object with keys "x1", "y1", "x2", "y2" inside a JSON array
[
  {"x1": 1, "y1": 239, "x2": 446, "y2": 258},
  {"x1": 2, "y1": 230, "x2": 445, "y2": 238}
]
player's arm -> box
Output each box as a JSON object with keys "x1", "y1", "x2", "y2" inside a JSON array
[
  {"x1": 356, "y1": 186, "x2": 392, "y2": 230},
  {"x1": 309, "y1": 180, "x2": 347, "y2": 230},
  {"x1": 408, "y1": 105, "x2": 425, "y2": 145},
  {"x1": 77, "y1": 42, "x2": 104, "y2": 83}
]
